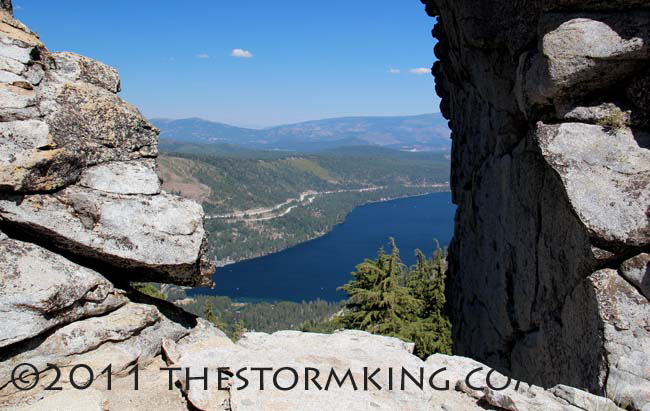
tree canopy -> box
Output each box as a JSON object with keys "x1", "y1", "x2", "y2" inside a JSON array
[{"x1": 338, "y1": 238, "x2": 452, "y2": 358}]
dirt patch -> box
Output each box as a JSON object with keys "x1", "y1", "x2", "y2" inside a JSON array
[{"x1": 157, "y1": 155, "x2": 212, "y2": 204}]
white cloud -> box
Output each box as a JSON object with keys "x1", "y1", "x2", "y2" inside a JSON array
[
  {"x1": 409, "y1": 67, "x2": 430, "y2": 75},
  {"x1": 231, "y1": 48, "x2": 254, "y2": 58},
  {"x1": 196, "y1": 53, "x2": 210, "y2": 59},
  {"x1": 388, "y1": 68, "x2": 401, "y2": 74}
]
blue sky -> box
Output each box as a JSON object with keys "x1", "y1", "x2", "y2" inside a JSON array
[{"x1": 16, "y1": 0, "x2": 439, "y2": 128}]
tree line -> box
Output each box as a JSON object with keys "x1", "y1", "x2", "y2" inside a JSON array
[
  {"x1": 134, "y1": 238, "x2": 452, "y2": 358},
  {"x1": 304, "y1": 238, "x2": 452, "y2": 358}
]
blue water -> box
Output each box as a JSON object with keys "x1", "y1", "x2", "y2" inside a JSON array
[{"x1": 190, "y1": 192, "x2": 456, "y2": 302}]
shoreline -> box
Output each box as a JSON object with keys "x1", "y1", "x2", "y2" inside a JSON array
[{"x1": 214, "y1": 187, "x2": 451, "y2": 268}]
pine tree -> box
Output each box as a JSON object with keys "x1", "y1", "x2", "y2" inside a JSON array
[
  {"x1": 406, "y1": 249, "x2": 433, "y2": 313},
  {"x1": 404, "y1": 241, "x2": 452, "y2": 356},
  {"x1": 204, "y1": 301, "x2": 217, "y2": 324},
  {"x1": 233, "y1": 319, "x2": 246, "y2": 341},
  {"x1": 339, "y1": 238, "x2": 422, "y2": 338},
  {"x1": 339, "y1": 238, "x2": 452, "y2": 359},
  {"x1": 204, "y1": 301, "x2": 228, "y2": 331}
]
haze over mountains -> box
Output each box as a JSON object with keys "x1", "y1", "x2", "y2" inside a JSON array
[{"x1": 151, "y1": 113, "x2": 450, "y2": 152}]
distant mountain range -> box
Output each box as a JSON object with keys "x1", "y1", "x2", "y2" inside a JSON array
[{"x1": 151, "y1": 113, "x2": 450, "y2": 152}]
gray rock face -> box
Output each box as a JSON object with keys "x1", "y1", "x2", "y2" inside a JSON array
[
  {"x1": 592, "y1": 269, "x2": 650, "y2": 410},
  {"x1": 0, "y1": 10, "x2": 156, "y2": 193},
  {"x1": 0, "y1": 6, "x2": 213, "y2": 285},
  {"x1": 537, "y1": 122, "x2": 650, "y2": 247},
  {"x1": 518, "y1": 13, "x2": 650, "y2": 110},
  {"x1": 78, "y1": 160, "x2": 161, "y2": 195},
  {"x1": 15, "y1": 389, "x2": 108, "y2": 411},
  {"x1": 0, "y1": 186, "x2": 212, "y2": 286},
  {"x1": 158, "y1": 329, "x2": 617, "y2": 411},
  {"x1": 51, "y1": 52, "x2": 120, "y2": 93},
  {"x1": 0, "y1": 302, "x2": 190, "y2": 407},
  {"x1": 43, "y1": 81, "x2": 158, "y2": 164},
  {"x1": 6, "y1": 326, "x2": 618, "y2": 411},
  {"x1": 424, "y1": 0, "x2": 650, "y2": 409},
  {"x1": 0, "y1": 5, "x2": 215, "y2": 408},
  {"x1": 0, "y1": 119, "x2": 62, "y2": 191},
  {"x1": 0, "y1": 0, "x2": 12, "y2": 15},
  {"x1": 0, "y1": 234, "x2": 128, "y2": 348},
  {"x1": 620, "y1": 253, "x2": 650, "y2": 300}
]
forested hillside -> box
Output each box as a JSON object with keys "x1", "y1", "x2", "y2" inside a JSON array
[{"x1": 157, "y1": 145, "x2": 450, "y2": 263}]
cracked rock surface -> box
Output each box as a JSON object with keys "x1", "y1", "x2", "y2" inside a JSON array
[
  {"x1": 0, "y1": 3, "x2": 213, "y2": 409},
  {"x1": 423, "y1": 0, "x2": 650, "y2": 408},
  {"x1": 0, "y1": 6, "x2": 213, "y2": 286},
  {"x1": 0, "y1": 232, "x2": 128, "y2": 349}
]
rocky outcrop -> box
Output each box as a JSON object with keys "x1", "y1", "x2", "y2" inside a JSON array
[
  {"x1": 160, "y1": 330, "x2": 623, "y2": 411},
  {"x1": 0, "y1": 3, "x2": 214, "y2": 409},
  {"x1": 0, "y1": 233, "x2": 128, "y2": 348},
  {"x1": 0, "y1": 228, "x2": 203, "y2": 408},
  {"x1": 422, "y1": 0, "x2": 650, "y2": 409},
  {"x1": 0, "y1": 0, "x2": 11, "y2": 15},
  {"x1": 11, "y1": 329, "x2": 624, "y2": 411},
  {"x1": 0, "y1": 186, "x2": 210, "y2": 285},
  {"x1": 0, "y1": 7, "x2": 213, "y2": 286}
]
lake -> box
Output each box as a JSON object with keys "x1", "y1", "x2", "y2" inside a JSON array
[{"x1": 189, "y1": 192, "x2": 456, "y2": 302}]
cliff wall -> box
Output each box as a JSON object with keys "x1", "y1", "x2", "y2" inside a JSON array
[{"x1": 422, "y1": 0, "x2": 650, "y2": 408}]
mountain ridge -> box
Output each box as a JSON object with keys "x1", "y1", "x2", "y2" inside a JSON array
[{"x1": 151, "y1": 113, "x2": 450, "y2": 152}]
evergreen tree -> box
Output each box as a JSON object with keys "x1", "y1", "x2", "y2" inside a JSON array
[
  {"x1": 204, "y1": 301, "x2": 217, "y2": 324},
  {"x1": 407, "y1": 243, "x2": 447, "y2": 317},
  {"x1": 338, "y1": 238, "x2": 452, "y2": 359},
  {"x1": 204, "y1": 301, "x2": 228, "y2": 331},
  {"x1": 233, "y1": 319, "x2": 246, "y2": 341},
  {"x1": 339, "y1": 238, "x2": 422, "y2": 337},
  {"x1": 404, "y1": 242, "x2": 452, "y2": 356}
]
